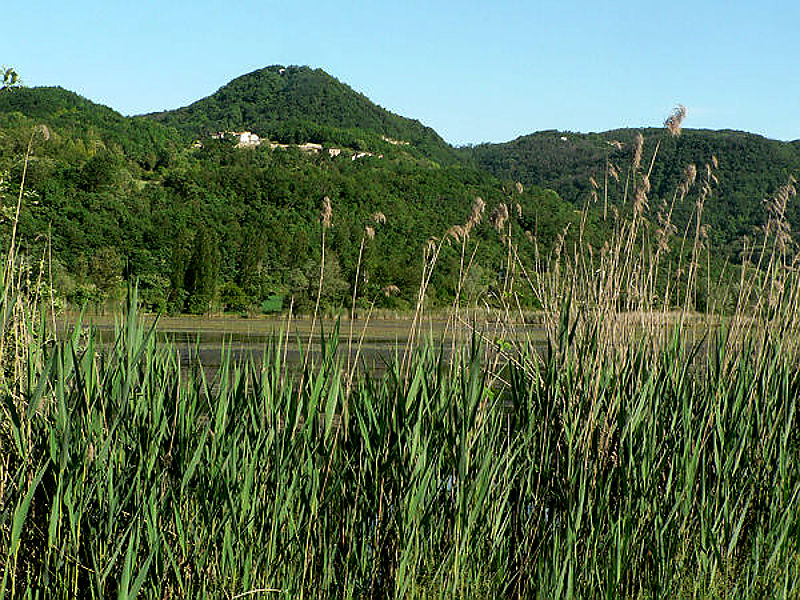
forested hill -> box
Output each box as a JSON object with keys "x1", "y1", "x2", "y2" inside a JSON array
[
  {"x1": 0, "y1": 86, "x2": 183, "y2": 170},
  {"x1": 461, "y1": 128, "x2": 800, "y2": 255},
  {"x1": 4, "y1": 65, "x2": 800, "y2": 315},
  {"x1": 0, "y1": 80, "x2": 583, "y2": 315},
  {"x1": 143, "y1": 65, "x2": 460, "y2": 165}
]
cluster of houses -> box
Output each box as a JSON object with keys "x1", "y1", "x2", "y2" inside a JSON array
[
  {"x1": 195, "y1": 131, "x2": 385, "y2": 160},
  {"x1": 209, "y1": 130, "x2": 262, "y2": 147},
  {"x1": 381, "y1": 135, "x2": 409, "y2": 146}
]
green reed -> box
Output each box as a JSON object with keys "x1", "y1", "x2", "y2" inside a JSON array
[
  {"x1": 1, "y1": 287, "x2": 799, "y2": 599},
  {"x1": 3, "y1": 113, "x2": 800, "y2": 598}
]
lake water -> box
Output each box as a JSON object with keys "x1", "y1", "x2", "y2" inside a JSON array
[{"x1": 58, "y1": 312, "x2": 547, "y2": 377}]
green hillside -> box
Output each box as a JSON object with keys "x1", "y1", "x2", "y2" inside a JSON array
[
  {"x1": 0, "y1": 86, "x2": 183, "y2": 170},
  {"x1": 144, "y1": 65, "x2": 461, "y2": 165},
  {"x1": 0, "y1": 82, "x2": 582, "y2": 314},
  {"x1": 4, "y1": 67, "x2": 798, "y2": 316},
  {"x1": 462, "y1": 128, "x2": 800, "y2": 256}
]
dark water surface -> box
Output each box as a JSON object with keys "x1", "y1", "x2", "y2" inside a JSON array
[{"x1": 58, "y1": 312, "x2": 547, "y2": 378}]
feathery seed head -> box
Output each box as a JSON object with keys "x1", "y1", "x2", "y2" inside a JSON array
[
  {"x1": 36, "y1": 124, "x2": 50, "y2": 142},
  {"x1": 320, "y1": 196, "x2": 333, "y2": 228},
  {"x1": 608, "y1": 163, "x2": 620, "y2": 183},
  {"x1": 489, "y1": 203, "x2": 509, "y2": 233},
  {"x1": 472, "y1": 196, "x2": 485, "y2": 219},
  {"x1": 686, "y1": 164, "x2": 697, "y2": 186},
  {"x1": 382, "y1": 284, "x2": 400, "y2": 297},
  {"x1": 634, "y1": 187, "x2": 648, "y2": 215},
  {"x1": 632, "y1": 132, "x2": 644, "y2": 171},
  {"x1": 665, "y1": 104, "x2": 687, "y2": 136},
  {"x1": 678, "y1": 164, "x2": 697, "y2": 199},
  {"x1": 447, "y1": 225, "x2": 466, "y2": 243}
]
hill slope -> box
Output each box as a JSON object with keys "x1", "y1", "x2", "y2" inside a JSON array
[
  {"x1": 0, "y1": 86, "x2": 182, "y2": 170},
  {"x1": 462, "y1": 128, "x2": 800, "y2": 255},
  {"x1": 143, "y1": 65, "x2": 460, "y2": 165},
  {"x1": 0, "y1": 78, "x2": 582, "y2": 314}
]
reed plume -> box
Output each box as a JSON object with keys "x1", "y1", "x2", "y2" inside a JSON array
[
  {"x1": 489, "y1": 203, "x2": 509, "y2": 235},
  {"x1": 447, "y1": 224, "x2": 466, "y2": 243},
  {"x1": 665, "y1": 104, "x2": 687, "y2": 136},
  {"x1": 632, "y1": 132, "x2": 644, "y2": 171},
  {"x1": 382, "y1": 284, "x2": 400, "y2": 297},
  {"x1": 464, "y1": 196, "x2": 486, "y2": 236},
  {"x1": 320, "y1": 195, "x2": 333, "y2": 228}
]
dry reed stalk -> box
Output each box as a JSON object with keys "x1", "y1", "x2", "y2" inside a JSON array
[
  {"x1": 437, "y1": 197, "x2": 488, "y2": 373},
  {"x1": 346, "y1": 234, "x2": 367, "y2": 385},
  {"x1": 0, "y1": 125, "x2": 49, "y2": 385},
  {"x1": 303, "y1": 196, "x2": 332, "y2": 382},
  {"x1": 402, "y1": 236, "x2": 446, "y2": 383},
  {"x1": 346, "y1": 212, "x2": 386, "y2": 392}
]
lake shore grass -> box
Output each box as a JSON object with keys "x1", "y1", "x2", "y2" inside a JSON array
[
  {"x1": 3, "y1": 111, "x2": 800, "y2": 598},
  {"x1": 3, "y1": 289, "x2": 800, "y2": 598}
]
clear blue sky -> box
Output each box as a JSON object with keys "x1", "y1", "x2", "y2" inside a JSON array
[{"x1": 3, "y1": 0, "x2": 798, "y2": 145}]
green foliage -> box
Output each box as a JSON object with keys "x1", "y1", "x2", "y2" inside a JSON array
[
  {"x1": 0, "y1": 86, "x2": 183, "y2": 170},
  {"x1": 463, "y1": 128, "x2": 800, "y2": 260},
  {"x1": 183, "y1": 228, "x2": 220, "y2": 314},
  {"x1": 218, "y1": 280, "x2": 249, "y2": 312},
  {"x1": 146, "y1": 65, "x2": 461, "y2": 165},
  {"x1": 0, "y1": 85, "x2": 581, "y2": 314},
  {"x1": 1, "y1": 66, "x2": 19, "y2": 92},
  {"x1": 260, "y1": 293, "x2": 283, "y2": 314},
  {"x1": 3, "y1": 296, "x2": 800, "y2": 598},
  {"x1": 4, "y1": 70, "x2": 799, "y2": 316}
]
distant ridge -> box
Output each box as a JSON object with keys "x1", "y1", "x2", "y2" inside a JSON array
[{"x1": 461, "y1": 127, "x2": 800, "y2": 255}]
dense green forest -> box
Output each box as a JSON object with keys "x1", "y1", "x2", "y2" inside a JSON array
[
  {"x1": 462, "y1": 128, "x2": 800, "y2": 258},
  {"x1": 1, "y1": 65, "x2": 798, "y2": 315},
  {"x1": 0, "y1": 79, "x2": 584, "y2": 315},
  {"x1": 146, "y1": 65, "x2": 462, "y2": 165}
]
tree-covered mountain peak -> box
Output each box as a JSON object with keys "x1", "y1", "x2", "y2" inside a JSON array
[{"x1": 143, "y1": 65, "x2": 459, "y2": 164}]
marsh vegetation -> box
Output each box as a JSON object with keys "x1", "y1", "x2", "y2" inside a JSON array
[{"x1": 2, "y1": 94, "x2": 800, "y2": 599}]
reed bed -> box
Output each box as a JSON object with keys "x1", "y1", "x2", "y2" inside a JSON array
[
  {"x1": 3, "y1": 112, "x2": 800, "y2": 598},
  {"x1": 3, "y1": 290, "x2": 800, "y2": 599}
]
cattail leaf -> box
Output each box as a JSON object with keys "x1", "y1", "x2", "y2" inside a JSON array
[
  {"x1": 8, "y1": 461, "x2": 49, "y2": 557},
  {"x1": 182, "y1": 426, "x2": 209, "y2": 492}
]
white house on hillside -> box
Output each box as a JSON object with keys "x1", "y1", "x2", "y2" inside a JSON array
[{"x1": 234, "y1": 131, "x2": 261, "y2": 147}]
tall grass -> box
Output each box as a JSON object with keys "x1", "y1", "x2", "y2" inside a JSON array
[
  {"x1": 3, "y1": 290, "x2": 800, "y2": 598},
  {"x1": 2, "y1": 112, "x2": 800, "y2": 598}
]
